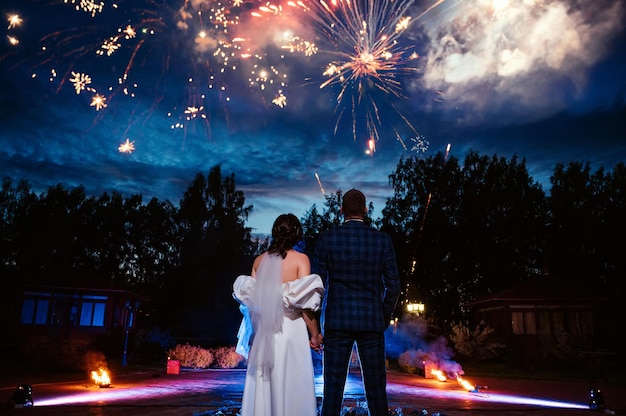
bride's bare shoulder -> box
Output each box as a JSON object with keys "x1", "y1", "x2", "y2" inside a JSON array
[
  {"x1": 251, "y1": 252, "x2": 267, "y2": 276},
  {"x1": 286, "y1": 249, "x2": 309, "y2": 263},
  {"x1": 283, "y1": 250, "x2": 311, "y2": 281}
]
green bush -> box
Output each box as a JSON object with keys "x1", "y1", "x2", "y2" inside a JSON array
[{"x1": 449, "y1": 320, "x2": 505, "y2": 361}]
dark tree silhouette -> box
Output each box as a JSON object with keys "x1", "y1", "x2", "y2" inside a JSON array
[
  {"x1": 159, "y1": 165, "x2": 254, "y2": 346},
  {"x1": 547, "y1": 161, "x2": 626, "y2": 292},
  {"x1": 380, "y1": 151, "x2": 547, "y2": 322}
]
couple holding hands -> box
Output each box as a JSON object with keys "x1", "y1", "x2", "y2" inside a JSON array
[{"x1": 234, "y1": 189, "x2": 400, "y2": 416}]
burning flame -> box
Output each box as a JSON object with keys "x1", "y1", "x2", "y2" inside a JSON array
[
  {"x1": 428, "y1": 364, "x2": 478, "y2": 392},
  {"x1": 456, "y1": 374, "x2": 475, "y2": 391},
  {"x1": 91, "y1": 368, "x2": 111, "y2": 386},
  {"x1": 430, "y1": 369, "x2": 447, "y2": 382}
]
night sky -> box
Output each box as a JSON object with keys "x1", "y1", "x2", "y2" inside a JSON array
[{"x1": 1, "y1": 0, "x2": 625, "y2": 235}]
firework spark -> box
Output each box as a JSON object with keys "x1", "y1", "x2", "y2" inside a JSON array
[
  {"x1": 365, "y1": 138, "x2": 376, "y2": 155},
  {"x1": 90, "y1": 94, "x2": 107, "y2": 111},
  {"x1": 69, "y1": 72, "x2": 94, "y2": 95},
  {"x1": 272, "y1": 91, "x2": 287, "y2": 108},
  {"x1": 8, "y1": 14, "x2": 23, "y2": 30},
  {"x1": 118, "y1": 138, "x2": 135, "y2": 153},
  {"x1": 410, "y1": 134, "x2": 429, "y2": 154}
]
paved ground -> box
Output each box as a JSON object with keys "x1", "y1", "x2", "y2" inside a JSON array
[{"x1": 0, "y1": 366, "x2": 623, "y2": 415}]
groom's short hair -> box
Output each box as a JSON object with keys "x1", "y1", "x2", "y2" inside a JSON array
[{"x1": 342, "y1": 189, "x2": 366, "y2": 218}]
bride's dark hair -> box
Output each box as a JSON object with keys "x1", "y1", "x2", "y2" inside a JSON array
[{"x1": 268, "y1": 213, "x2": 303, "y2": 259}]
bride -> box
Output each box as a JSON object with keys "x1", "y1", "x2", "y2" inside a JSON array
[{"x1": 233, "y1": 213, "x2": 324, "y2": 416}]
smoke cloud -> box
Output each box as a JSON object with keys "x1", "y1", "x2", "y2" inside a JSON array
[
  {"x1": 386, "y1": 314, "x2": 463, "y2": 376},
  {"x1": 418, "y1": 0, "x2": 625, "y2": 124}
]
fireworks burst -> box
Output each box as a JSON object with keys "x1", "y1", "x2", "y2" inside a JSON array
[
  {"x1": 297, "y1": 0, "x2": 444, "y2": 151},
  {"x1": 410, "y1": 134, "x2": 429, "y2": 154},
  {"x1": 2, "y1": 0, "x2": 444, "y2": 156},
  {"x1": 2, "y1": 0, "x2": 308, "y2": 151}
]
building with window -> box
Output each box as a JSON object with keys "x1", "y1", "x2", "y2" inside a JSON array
[
  {"x1": 18, "y1": 284, "x2": 143, "y2": 339},
  {"x1": 1, "y1": 277, "x2": 146, "y2": 369},
  {"x1": 465, "y1": 277, "x2": 621, "y2": 362}
]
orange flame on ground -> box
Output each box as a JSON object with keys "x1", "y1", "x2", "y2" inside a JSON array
[
  {"x1": 430, "y1": 369, "x2": 447, "y2": 382},
  {"x1": 428, "y1": 365, "x2": 477, "y2": 391},
  {"x1": 91, "y1": 368, "x2": 111, "y2": 386},
  {"x1": 456, "y1": 374, "x2": 475, "y2": 391}
]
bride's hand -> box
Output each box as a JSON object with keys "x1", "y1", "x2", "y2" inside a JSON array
[{"x1": 309, "y1": 333, "x2": 323, "y2": 352}]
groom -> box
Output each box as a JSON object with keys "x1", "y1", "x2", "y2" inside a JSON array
[{"x1": 312, "y1": 188, "x2": 400, "y2": 416}]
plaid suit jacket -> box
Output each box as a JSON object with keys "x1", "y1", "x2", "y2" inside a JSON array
[{"x1": 312, "y1": 220, "x2": 400, "y2": 332}]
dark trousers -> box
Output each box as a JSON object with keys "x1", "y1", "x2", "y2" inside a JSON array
[{"x1": 321, "y1": 330, "x2": 388, "y2": 416}]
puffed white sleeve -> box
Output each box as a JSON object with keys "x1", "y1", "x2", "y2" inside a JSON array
[
  {"x1": 233, "y1": 274, "x2": 255, "y2": 306},
  {"x1": 283, "y1": 274, "x2": 324, "y2": 311},
  {"x1": 233, "y1": 275, "x2": 255, "y2": 358}
]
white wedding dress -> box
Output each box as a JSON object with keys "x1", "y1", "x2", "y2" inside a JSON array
[{"x1": 233, "y1": 254, "x2": 324, "y2": 416}]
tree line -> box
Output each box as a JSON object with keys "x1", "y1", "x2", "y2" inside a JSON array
[
  {"x1": 301, "y1": 150, "x2": 626, "y2": 323},
  {"x1": 1, "y1": 151, "x2": 625, "y2": 343}
]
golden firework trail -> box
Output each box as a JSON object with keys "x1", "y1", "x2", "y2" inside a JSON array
[{"x1": 314, "y1": 172, "x2": 326, "y2": 195}]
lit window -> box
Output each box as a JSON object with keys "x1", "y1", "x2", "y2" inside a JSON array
[
  {"x1": 20, "y1": 297, "x2": 50, "y2": 325},
  {"x1": 79, "y1": 295, "x2": 107, "y2": 327}
]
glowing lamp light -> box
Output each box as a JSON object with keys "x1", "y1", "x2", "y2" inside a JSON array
[
  {"x1": 406, "y1": 303, "x2": 425, "y2": 314},
  {"x1": 589, "y1": 387, "x2": 605, "y2": 409}
]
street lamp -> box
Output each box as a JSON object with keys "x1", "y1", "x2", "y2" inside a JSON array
[
  {"x1": 122, "y1": 300, "x2": 134, "y2": 367},
  {"x1": 406, "y1": 303, "x2": 425, "y2": 314}
]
